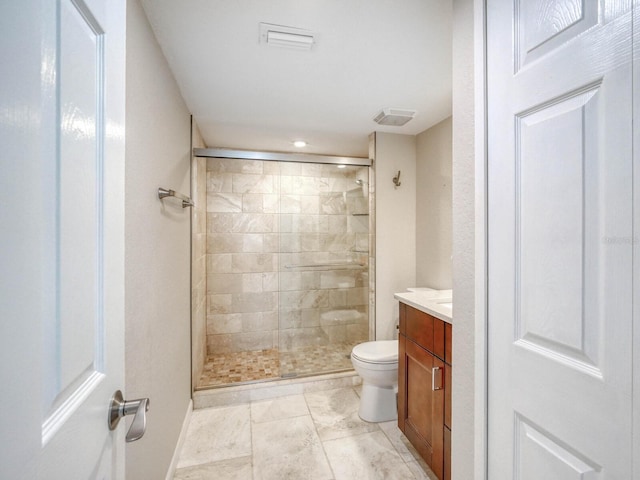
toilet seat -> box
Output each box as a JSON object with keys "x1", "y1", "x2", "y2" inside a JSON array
[{"x1": 351, "y1": 340, "x2": 397, "y2": 364}]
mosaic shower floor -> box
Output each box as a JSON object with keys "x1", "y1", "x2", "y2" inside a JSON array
[{"x1": 197, "y1": 343, "x2": 358, "y2": 389}]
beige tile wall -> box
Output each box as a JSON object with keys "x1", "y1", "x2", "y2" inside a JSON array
[{"x1": 205, "y1": 158, "x2": 370, "y2": 355}]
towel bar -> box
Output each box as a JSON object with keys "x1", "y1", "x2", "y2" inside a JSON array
[{"x1": 158, "y1": 188, "x2": 194, "y2": 208}]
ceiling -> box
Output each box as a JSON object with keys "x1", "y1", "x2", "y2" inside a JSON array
[{"x1": 140, "y1": 0, "x2": 452, "y2": 157}]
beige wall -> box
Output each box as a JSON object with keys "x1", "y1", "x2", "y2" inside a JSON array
[
  {"x1": 374, "y1": 133, "x2": 417, "y2": 340},
  {"x1": 125, "y1": 0, "x2": 192, "y2": 478},
  {"x1": 416, "y1": 117, "x2": 453, "y2": 289}
]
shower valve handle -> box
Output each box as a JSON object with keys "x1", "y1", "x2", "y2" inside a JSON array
[{"x1": 108, "y1": 390, "x2": 150, "y2": 442}]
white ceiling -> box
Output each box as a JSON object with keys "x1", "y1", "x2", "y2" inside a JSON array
[{"x1": 140, "y1": 0, "x2": 452, "y2": 157}]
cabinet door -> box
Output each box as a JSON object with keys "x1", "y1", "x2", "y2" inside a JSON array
[{"x1": 404, "y1": 339, "x2": 445, "y2": 478}]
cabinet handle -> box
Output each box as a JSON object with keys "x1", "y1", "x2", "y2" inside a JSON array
[{"x1": 432, "y1": 367, "x2": 443, "y2": 391}]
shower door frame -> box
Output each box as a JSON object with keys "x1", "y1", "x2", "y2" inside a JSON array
[
  {"x1": 194, "y1": 147, "x2": 371, "y2": 167},
  {"x1": 193, "y1": 147, "x2": 375, "y2": 386}
]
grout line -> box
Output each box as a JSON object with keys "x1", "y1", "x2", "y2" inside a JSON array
[
  {"x1": 248, "y1": 400, "x2": 255, "y2": 480},
  {"x1": 306, "y1": 391, "x2": 338, "y2": 480}
]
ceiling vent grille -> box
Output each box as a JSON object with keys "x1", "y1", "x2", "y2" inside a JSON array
[
  {"x1": 259, "y1": 23, "x2": 316, "y2": 50},
  {"x1": 373, "y1": 108, "x2": 417, "y2": 126}
]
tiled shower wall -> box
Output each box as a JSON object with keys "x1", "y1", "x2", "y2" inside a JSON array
[{"x1": 205, "y1": 158, "x2": 370, "y2": 355}]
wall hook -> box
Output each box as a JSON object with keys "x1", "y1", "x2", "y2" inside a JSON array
[{"x1": 392, "y1": 170, "x2": 401, "y2": 187}]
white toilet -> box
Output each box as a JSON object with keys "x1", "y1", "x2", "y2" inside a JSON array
[{"x1": 351, "y1": 340, "x2": 398, "y2": 422}]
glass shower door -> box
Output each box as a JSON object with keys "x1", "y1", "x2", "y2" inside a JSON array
[{"x1": 278, "y1": 162, "x2": 370, "y2": 378}]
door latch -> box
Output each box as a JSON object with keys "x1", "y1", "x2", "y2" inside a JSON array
[{"x1": 108, "y1": 390, "x2": 150, "y2": 442}]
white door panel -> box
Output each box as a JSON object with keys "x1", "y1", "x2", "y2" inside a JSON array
[
  {"x1": 1, "y1": 0, "x2": 126, "y2": 478},
  {"x1": 488, "y1": 1, "x2": 634, "y2": 478}
]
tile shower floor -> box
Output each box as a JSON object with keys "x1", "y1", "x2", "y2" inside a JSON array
[
  {"x1": 173, "y1": 386, "x2": 438, "y2": 480},
  {"x1": 197, "y1": 343, "x2": 358, "y2": 388}
]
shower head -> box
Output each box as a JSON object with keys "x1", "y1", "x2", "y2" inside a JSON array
[{"x1": 355, "y1": 179, "x2": 368, "y2": 186}]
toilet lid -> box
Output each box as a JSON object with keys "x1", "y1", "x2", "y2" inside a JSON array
[{"x1": 352, "y1": 340, "x2": 398, "y2": 363}]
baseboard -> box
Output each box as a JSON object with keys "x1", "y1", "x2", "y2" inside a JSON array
[
  {"x1": 165, "y1": 399, "x2": 193, "y2": 480},
  {"x1": 193, "y1": 371, "x2": 361, "y2": 409}
]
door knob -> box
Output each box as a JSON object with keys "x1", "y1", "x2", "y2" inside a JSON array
[{"x1": 108, "y1": 390, "x2": 150, "y2": 442}]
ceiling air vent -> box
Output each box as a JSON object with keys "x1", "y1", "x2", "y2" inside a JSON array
[
  {"x1": 259, "y1": 23, "x2": 316, "y2": 50},
  {"x1": 373, "y1": 108, "x2": 417, "y2": 126}
]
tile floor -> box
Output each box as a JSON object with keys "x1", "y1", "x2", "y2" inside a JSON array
[
  {"x1": 197, "y1": 343, "x2": 356, "y2": 388},
  {"x1": 173, "y1": 386, "x2": 438, "y2": 480}
]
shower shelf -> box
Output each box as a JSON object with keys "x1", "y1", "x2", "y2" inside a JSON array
[{"x1": 351, "y1": 213, "x2": 369, "y2": 216}]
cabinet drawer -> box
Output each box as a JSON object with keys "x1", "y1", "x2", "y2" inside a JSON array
[{"x1": 403, "y1": 304, "x2": 445, "y2": 360}]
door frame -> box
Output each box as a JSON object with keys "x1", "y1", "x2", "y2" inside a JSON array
[
  {"x1": 451, "y1": 0, "x2": 489, "y2": 478},
  {"x1": 473, "y1": 0, "x2": 488, "y2": 478}
]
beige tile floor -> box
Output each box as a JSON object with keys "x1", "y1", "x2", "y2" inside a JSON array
[{"x1": 174, "y1": 386, "x2": 438, "y2": 480}]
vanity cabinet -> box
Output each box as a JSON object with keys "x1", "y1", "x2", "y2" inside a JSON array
[{"x1": 398, "y1": 302, "x2": 452, "y2": 480}]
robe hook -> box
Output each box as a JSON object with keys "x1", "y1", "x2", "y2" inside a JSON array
[{"x1": 392, "y1": 170, "x2": 401, "y2": 187}]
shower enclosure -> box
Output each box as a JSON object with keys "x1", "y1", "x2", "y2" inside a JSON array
[{"x1": 192, "y1": 149, "x2": 373, "y2": 389}]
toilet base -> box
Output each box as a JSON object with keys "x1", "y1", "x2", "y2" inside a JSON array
[{"x1": 358, "y1": 383, "x2": 397, "y2": 423}]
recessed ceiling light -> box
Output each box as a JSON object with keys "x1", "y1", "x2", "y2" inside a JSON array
[
  {"x1": 293, "y1": 140, "x2": 307, "y2": 148},
  {"x1": 337, "y1": 164, "x2": 346, "y2": 169}
]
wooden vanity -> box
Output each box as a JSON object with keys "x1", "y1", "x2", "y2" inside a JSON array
[{"x1": 396, "y1": 295, "x2": 452, "y2": 480}]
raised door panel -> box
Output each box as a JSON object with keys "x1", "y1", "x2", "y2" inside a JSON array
[
  {"x1": 406, "y1": 339, "x2": 434, "y2": 446},
  {"x1": 404, "y1": 339, "x2": 445, "y2": 478},
  {"x1": 44, "y1": 0, "x2": 105, "y2": 431}
]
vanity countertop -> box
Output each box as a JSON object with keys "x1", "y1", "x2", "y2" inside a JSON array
[{"x1": 394, "y1": 289, "x2": 453, "y2": 324}]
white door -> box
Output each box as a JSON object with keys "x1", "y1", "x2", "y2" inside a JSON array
[
  {"x1": 0, "y1": 0, "x2": 127, "y2": 478},
  {"x1": 487, "y1": 1, "x2": 635, "y2": 479}
]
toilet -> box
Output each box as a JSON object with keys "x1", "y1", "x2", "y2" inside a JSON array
[{"x1": 351, "y1": 340, "x2": 398, "y2": 422}]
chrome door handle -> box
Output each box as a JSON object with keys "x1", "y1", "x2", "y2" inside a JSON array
[{"x1": 108, "y1": 390, "x2": 150, "y2": 442}]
